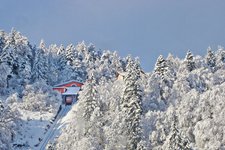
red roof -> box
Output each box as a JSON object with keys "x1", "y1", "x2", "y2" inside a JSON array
[{"x1": 53, "y1": 80, "x2": 83, "y2": 88}]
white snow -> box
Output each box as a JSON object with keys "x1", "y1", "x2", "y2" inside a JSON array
[
  {"x1": 37, "y1": 104, "x2": 74, "y2": 150},
  {"x1": 62, "y1": 87, "x2": 80, "y2": 95},
  {"x1": 13, "y1": 109, "x2": 55, "y2": 150}
]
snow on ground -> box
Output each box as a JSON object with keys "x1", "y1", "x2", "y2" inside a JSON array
[
  {"x1": 13, "y1": 108, "x2": 55, "y2": 150},
  {"x1": 60, "y1": 104, "x2": 77, "y2": 125},
  {"x1": 44, "y1": 103, "x2": 77, "y2": 148},
  {"x1": 38, "y1": 105, "x2": 70, "y2": 150},
  {"x1": 41, "y1": 103, "x2": 78, "y2": 149}
]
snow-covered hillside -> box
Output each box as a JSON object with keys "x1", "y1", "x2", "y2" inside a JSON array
[
  {"x1": 13, "y1": 108, "x2": 55, "y2": 149},
  {"x1": 0, "y1": 29, "x2": 225, "y2": 150},
  {"x1": 54, "y1": 49, "x2": 225, "y2": 149}
]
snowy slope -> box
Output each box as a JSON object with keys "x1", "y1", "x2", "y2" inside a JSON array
[
  {"x1": 38, "y1": 105, "x2": 72, "y2": 150},
  {"x1": 13, "y1": 109, "x2": 55, "y2": 150}
]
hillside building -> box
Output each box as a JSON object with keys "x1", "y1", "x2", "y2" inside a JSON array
[{"x1": 53, "y1": 80, "x2": 83, "y2": 105}]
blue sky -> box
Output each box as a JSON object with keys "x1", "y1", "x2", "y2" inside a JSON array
[{"x1": 1, "y1": 0, "x2": 225, "y2": 71}]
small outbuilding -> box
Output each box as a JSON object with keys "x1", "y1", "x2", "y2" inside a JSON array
[{"x1": 53, "y1": 80, "x2": 83, "y2": 105}]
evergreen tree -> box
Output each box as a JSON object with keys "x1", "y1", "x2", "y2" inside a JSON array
[
  {"x1": 0, "y1": 100, "x2": 20, "y2": 150},
  {"x1": 77, "y1": 42, "x2": 97, "y2": 69},
  {"x1": 154, "y1": 55, "x2": 168, "y2": 78},
  {"x1": 0, "y1": 29, "x2": 32, "y2": 89},
  {"x1": 87, "y1": 43, "x2": 97, "y2": 62},
  {"x1": 72, "y1": 53, "x2": 86, "y2": 81},
  {"x1": 55, "y1": 44, "x2": 71, "y2": 82},
  {"x1": 79, "y1": 76, "x2": 100, "y2": 121},
  {"x1": 217, "y1": 46, "x2": 225, "y2": 63},
  {"x1": 65, "y1": 44, "x2": 75, "y2": 65},
  {"x1": 206, "y1": 47, "x2": 216, "y2": 68},
  {"x1": 122, "y1": 56, "x2": 143, "y2": 150},
  {"x1": 56, "y1": 44, "x2": 67, "y2": 71},
  {"x1": 0, "y1": 47, "x2": 18, "y2": 75},
  {"x1": 0, "y1": 30, "x2": 6, "y2": 54},
  {"x1": 57, "y1": 44, "x2": 64, "y2": 55},
  {"x1": 39, "y1": 39, "x2": 47, "y2": 52},
  {"x1": 0, "y1": 62, "x2": 11, "y2": 91},
  {"x1": 46, "y1": 45, "x2": 60, "y2": 85},
  {"x1": 221, "y1": 50, "x2": 225, "y2": 63},
  {"x1": 31, "y1": 48, "x2": 48, "y2": 82},
  {"x1": 167, "y1": 115, "x2": 191, "y2": 150},
  {"x1": 0, "y1": 32, "x2": 15, "y2": 89},
  {"x1": 184, "y1": 50, "x2": 195, "y2": 72}
]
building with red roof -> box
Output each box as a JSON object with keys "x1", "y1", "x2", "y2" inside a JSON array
[{"x1": 53, "y1": 80, "x2": 83, "y2": 105}]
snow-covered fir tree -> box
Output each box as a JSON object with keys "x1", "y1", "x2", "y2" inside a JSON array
[
  {"x1": 0, "y1": 29, "x2": 32, "y2": 91},
  {"x1": 0, "y1": 30, "x2": 6, "y2": 52},
  {"x1": 0, "y1": 100, "x2": 20, "y2": 150},
  {"x1": 65, "y1": 44, "x2": 75, "y2": 65},
  {"x1": 154, "y1": 55, "x2": 168, "y2": 78},
  {"x1": 165, "y1": 114, "x2": 191, "y2": 150},
  {"x1": 184, "y1": 50, "x2": 195, "y2": 72},
  {"x1": 206, "y1": 47, "x2": 216, "y2": 69},
  {"x1": 31, "y1": 48, "x2": 48, "y2": 82},
  {"x1": 39, "y1": 39, "x2": 46, "y2": 52},
  {"x1": 221, "y1": 49, "x2": 225, "y2": 62},
  {"x1": 121, "y1": 56, "x2": 143, "y2": 150},
  {"x1": 79, "y1": 76, "x2": 100, "y2": 121}
]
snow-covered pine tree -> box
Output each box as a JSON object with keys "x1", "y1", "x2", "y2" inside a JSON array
[
  {"x1": 56, "y1": 44, "x2": 67, "y2": 71},
  {"x1": 111, "y1": 51, "x2": 124, "y2": 73},
  {"x1": 218, "y1": 46, "x2": 225, "y2": 63},
  {"x1": 0, "y1": 30, "x2": 6, "y2": 53},
  {"x1": 79, "y1": 75, "x2": 100, "y2": 121},
  {"x1": 184, "y1": 50, "x2": 195, "y2": 72},
  {"x1": 65, "y1": 44, "x2": 75, "y2": 65},
  {"x1": 97, "y1": 50, "x2": 124, "y2": 81},
  {"x1": 206, "y1": 47, "x2": 216, "y2": 69},
  {"x1": 122, "y1": 56, "x2": 143, "y2": 150},
  {"x1": 31, "y1": 48, "x2": 48, "y2": 82},
  {"x1": 45, "y1": 44, "x2": 60, "y2": 85},
  {"x1": 39, "y1": 39, "x2": 47, "y2": 53},
  {"x1": 65, "y1": 44, "x2": 86, "y2": 81},
  {"x1": 153, "y1": 55, "x2": 170, "y2": 105},
  {"x1": 0, "y1": 31, "x2": 12, "y2": 89},
  {"x1": 69, "y1": 49, "x2": 86, "y2": 82},
  {"x1": 166, "y1": 115, "x2": 191, "y2": 150},
  {"x1": 0, "y1": 43, "x2": 19, "y2": 77},
  {"x1": 0, "y1": 100, "x2": 20, "y2": 150},
  {"x1": 54, "y1": 44, "x2": 72, "y2": 82},
  {"x1": 221, "y1": 49, "x2": 225, "y2": 63},
  {"x1": 154, "y1": 55, "x2": 168, "y2": 78},
  {"x1": 77, "y1": 42, "x2": 97, "y2": 71},
  {"x1": 0, "y1": 62, "x2": 11, "y2": 93},
  {"x1": 57, "y1": 44, "x2": 64, "y2": 55},
  {"x1": 0, "y1": 29, "x2": 32, "y2": 89}
]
